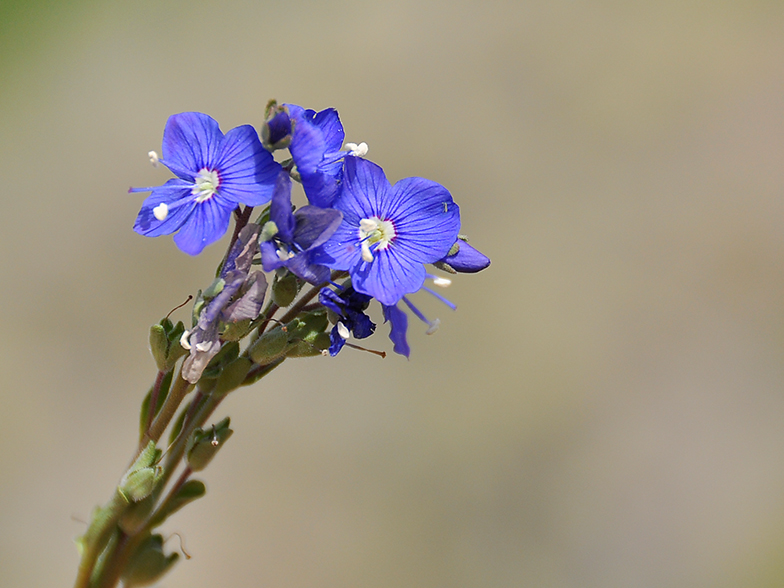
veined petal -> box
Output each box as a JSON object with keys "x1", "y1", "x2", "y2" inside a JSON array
[
  {"x1": 384, "y1": 177, "x2": 461, "y2": 263},
  {"x1": 162, "y1": 112, "x2": 223, "y2": 177},
  {"x1": 382, "y1": 304, "x2": 410, "y2": 358},
  {"x1": 133, "y1": 179, "x2": 195, "y2": 237},
  {"x1": 216, "y1": 124, "x2": 280, "y2": 206},
  {"x1": 259, "y1": 241, "x2": 285, "y2": 272},
  {"x1": 172, "y1": 198, "x2": 234, "y2": 255},
  {"x1": 351, "y1": 247, "x2": 426, "y2": 306},
  {"x1": 339, "y1": 157, "x2": 391, "y2": 219}
]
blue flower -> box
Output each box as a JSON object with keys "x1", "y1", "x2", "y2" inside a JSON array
[
  {"x1": 132, "y1": 112, "x2": 281, "y2": 255},
  {"x1": 319, "y1": 156, "x2": 461, "y2": 306},
  {"x1": 319, "y1": 286, "x2": 376, "y2": 356},
  {"x1": 285, "y1": 104, "x2": 349, "y2": 208},
  {"x1": 259, "y1": 172, "x2": 343, "y2": 284}
]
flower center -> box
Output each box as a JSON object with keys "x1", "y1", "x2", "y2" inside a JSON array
[
  {"x1": 191, "y1": 168, "x2": 220, "y2": 203},
  {"x1": 358, "y1": 216, "x2": 396, "y2": 262}
]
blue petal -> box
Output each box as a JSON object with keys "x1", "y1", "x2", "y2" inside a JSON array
[
  {"x1": 384, "y1": 177, "x2": 461, "y2": 263},
  {"x1": 293, "y1": 206, "x2": 342, "y2": 250},
  {"x1": 269, "y1": 172, "x2": 295, "y2": 243},
  {"x1": 351, "y1": 248, "x2": 426, "y2": 306},
  {"x1": 259, "y1": 241, "x2": 285, "y2": 272},
  {"x1": 383, "y1": 304, "x2": 410, "y2": 358},
  {"x1": 441, "y1": 240, "x2": 491, "y2": 273},
  {"x1": 286, "y1": 253, "x2": 331, "y2": 285},
  {"x1": 161, "y1": 113, "x2": 223, "y2": 178},
  {"x1": 340, "y1": 157, "x2": 391, "y2": 219},
  {"x1": 133, "y1": 179, "x2": 195, "y2": 236},
  {"x1": 216, "y1": 124, "x2": 280, "y2": 207},
  {"x1": 172, "y1": 198, "x2": 234, "y2": 255}
]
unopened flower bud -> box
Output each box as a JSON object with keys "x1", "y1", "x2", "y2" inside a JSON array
[
  {"x1": 261, "y1": 100, "x2": 292, "y2": 151},
  {"x1": 271, "y1": 271, "x2": 299, "y2": 307},
  {"x1": 248, "y1": 326, "x2": 290, "y2": 364}
]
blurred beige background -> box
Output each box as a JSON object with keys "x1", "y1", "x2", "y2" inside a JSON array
[{"x1": 2, "y1": 1, "x2": 784, "y2": 586}]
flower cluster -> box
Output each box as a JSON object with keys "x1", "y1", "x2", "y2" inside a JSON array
[{"x1": 131, "y1": 102, "x2": 490, "y2": 359}]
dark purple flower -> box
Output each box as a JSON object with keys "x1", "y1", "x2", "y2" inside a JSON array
[{"x1": 319, "y1": 287, "x2": 375, "y2": 356}]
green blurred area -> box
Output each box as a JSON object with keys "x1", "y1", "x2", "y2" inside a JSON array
[{"x1": 3, "y1": 1, "x2": 784, "y2": 587}]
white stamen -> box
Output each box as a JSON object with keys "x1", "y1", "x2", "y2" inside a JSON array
[
  {"x1": 276, "y1": 246, "x2": 295, "y2": 262},
  {"x1": 359, "y1": 218, "x2": 378, "y2": 233},
  {"x1": 432, "y1": 277, "x2": 452, "y2": 288},
  {"x1": 321, "y1": 349, "x2": 330, "y2": 356},
  {"x1": 153, "y1": 203, "x2": 169, "y2": 221},
  {"x1": 192, "y1": 168, "x2": 220, "y2": 203},
  {"x1": 180, "y1": 330, "x2": 192, "y2": 350},
  {"x1": 337, "y1": 321, "x2": 350, "y2": 339},
  {"x1": 361, "y1": 241, "x2": 374, "y2": 263},
  {"x1": 345, "y1": 142, "x2": 369, "y2": 157},
  {"x1": 425, "y1": 319, "x2": 441, "y2": 335},
  {"x1": 195, "y1": 340, "x2": 213, "y2": 352},
  {"x1": 148, "y1": 151, "x2": 159, "y2": 167},
  {"x1": 358, "y1": 216, "x2": 396, "y2": 263}
]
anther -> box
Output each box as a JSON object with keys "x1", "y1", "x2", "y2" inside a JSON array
[
  {"x1": 345, "y1": 142, "x2": 369, "y2": 157},
  {"x1": 148, "y1": 151, "x2": 159, "y2": 167},
  {"x1": 426, "y1": 319, "x2": 441, "y2": 335},
  {"x1": 432, "y1": 277, "x2": 452, "y2": 288},
  {"x1": 337, "y1": 322, "x2": 350, "y2": 339},
  {"x1": 153, "y1": 203, "x2": 169, "y2": 221},
  {"x1": 180, "y1": 330, "x2": 192, "y2": 350}
]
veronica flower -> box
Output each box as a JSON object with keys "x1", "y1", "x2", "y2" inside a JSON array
[
  {"x1": 319, "y1": 286, "x2": 375, "y2": 356},
  {"x1": 319, "y1": 156, "x2": 461, "y2": 306},
  {"x1": 259, "y1": 172, "x2": 343, "y2": 285},
  {"x1": 285, "y1": 104, "x2": 367, "y2": 208},
  {"x1": 132, "y1": 112, "x2": 281, "y2": 255}
]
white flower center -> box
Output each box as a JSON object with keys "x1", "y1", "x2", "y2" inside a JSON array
[
  {"x1": 358, "y1": 216, "x2": 395, "y2": 263},
  {"x1": 192, "y1": 168, "x2": 220, "y2": 203}
]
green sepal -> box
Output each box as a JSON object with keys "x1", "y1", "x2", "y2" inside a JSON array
[
  {"x1": 253, "y1": 203, "x2": 272, "y2": 227},
  {"x1": 241, "y1": 357, "x2": 285, "y2": 387},
  {"x1": 214, "y1": 357, "x2": 252, "y2": 396},
  {"x1": 119, "y1": 442, "x2": 162, "y2": 503},
  {"x1": 149, "y1": 318, "x2": 188, "y2": 371},
  {"x1": 149, "y1": 325, "x2": 168, "y2": 371},
  {"x1": 247, "y1": 325, "x2": 290, "y2": 364},
  {"x1": 118, "y1": 493, "x2": 155, "y2": 535},
  {"x1": 221, "y1": 318, "x2": 253, "y2": 341},
  {"x1": 286, "y1": 308, "x2": 329, "y2": 340},
  {"x1": 202, "y1": 277, "x2": 225, "y2": 301},
  {"x1": 121, "y1": 533, "x2": 179, "y2": 588},
  {"x1": 185, "y1": 416, "x2": 233, "y2": 472},
  {"x1": 271, "y1": 271, "x2": 299, "y2": 307},
  {"x1": 149, "y1": 479, "x2": 206, "y2": 527}
]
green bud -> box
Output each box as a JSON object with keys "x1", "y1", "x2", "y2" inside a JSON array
[
  {"x1": 149, "y1": 325, "x2": 168, "y2": 371},
  {"x1": 214, "y1": 357, "x2": 252, "y2": 396},
  {"x1": 121, "y1": 534, "x2": 179, "y2": 588},
  {"x1": 247, "y1": 326, "x2": 290, "y2": 364},
  {"x1": 185, "y1": 417, "x2": 233, "y2": 472},
  {"x1": 119, "y1": 442, "x2": 162, "y2": 503},
  {"x1": 271, "y1": 271, "x2": 299, "y2": 307},
  {"x1": 200, "y1": 341, "x2": 240, "y2": 381}
]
